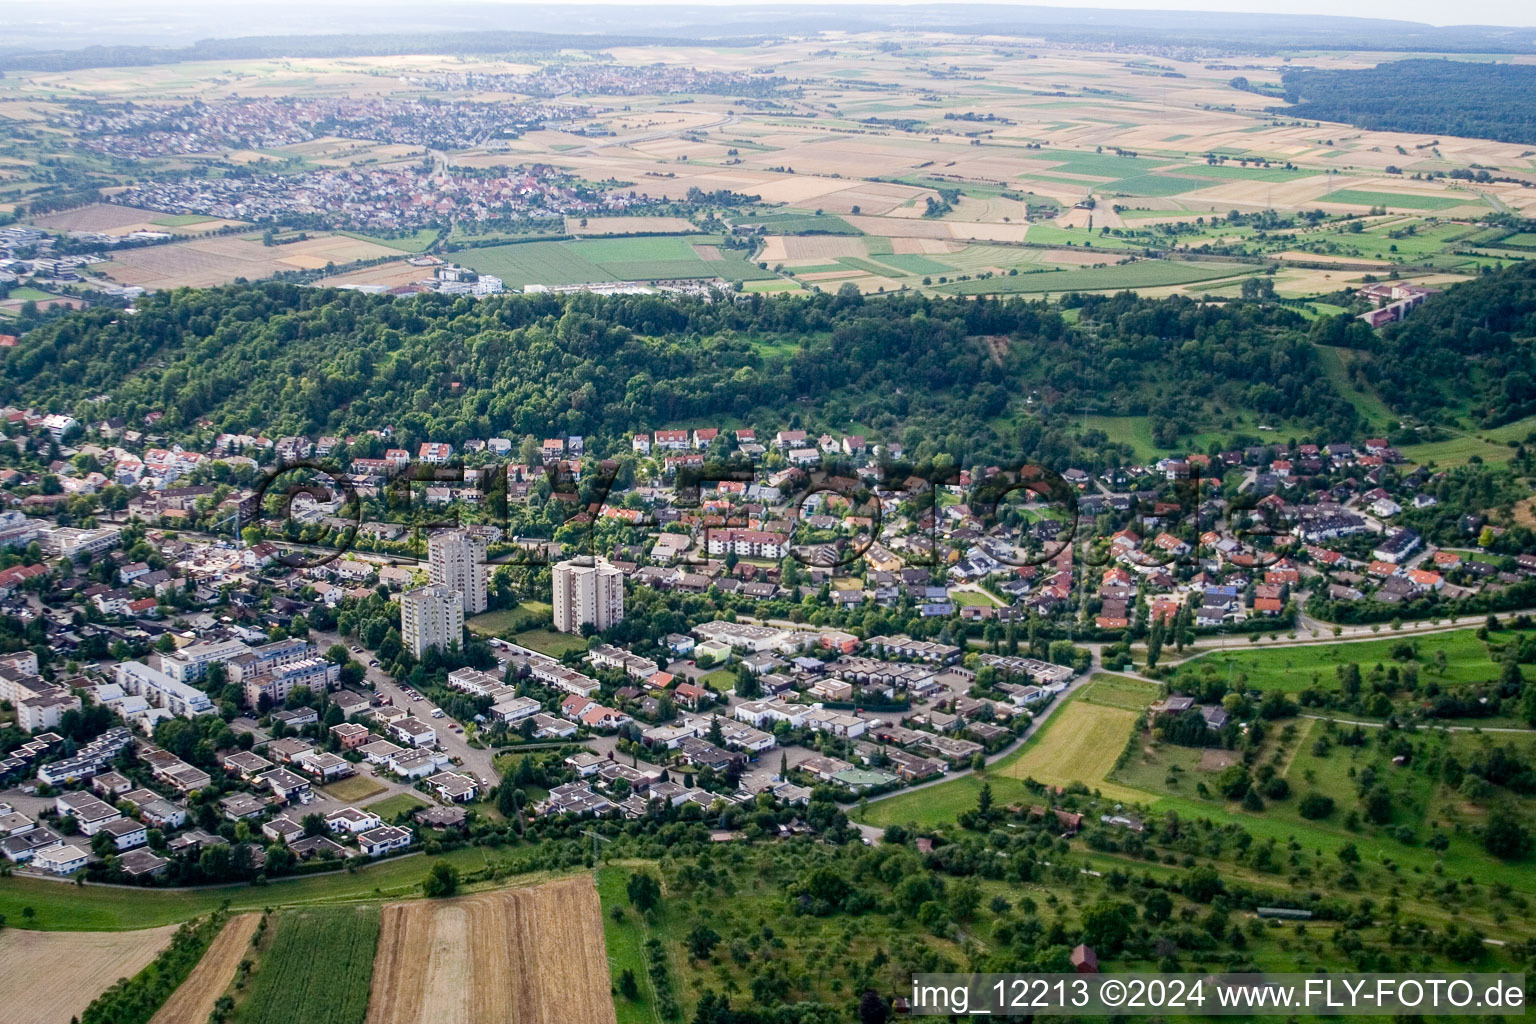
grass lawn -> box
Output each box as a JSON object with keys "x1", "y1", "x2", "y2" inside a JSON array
[
  {"x1": 0, "y1": 846, "x2": 491, "y2": 930},
  {"x1": 1078, "y1": 413, "x2": 1164, "y2": 460},
  {"x1": 461, "y1": 235, "x2": 779, "y2": 286},
  {"x1": 321, "y1": 775, "x2": 387, "y2": 803},
  {"x1": 700, "y1": 668, "x2": 737, "y2": 693},
  {"x1": 1171, "y1": 627, "x2": 1500, "y2": 692},
  {"x1": 467, "y1": 601, "x2": 552, "y2": 636},
  {"x1": 365, "y1": 792, "x2": 430, "y2": 821},
  {"x1": 994, "y1": 697, "x2": 1143, "y2": 801},
  {"x1": 512, "y1": 627, "x2": 590, "y2": 658},
  {"x1": 7, "y1": 286, "x2": 63, "y2": 302},
  {"x1": 1078, "y1": 673, "x2": 1160, "y2": 710},
  {"x1": 951, "y1": 589, "x2": 1000, "y2": 607}
]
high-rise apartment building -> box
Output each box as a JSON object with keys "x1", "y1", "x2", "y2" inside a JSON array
[
  {"x1": 551, "y1": 558, "x2": 625, "y2": 634},
  {"x1": 427, "y1": 529, "x2": 488, "y2": 616},
  {"x1": 400, "y1": 584, "x2": 464, "y2": 658}
]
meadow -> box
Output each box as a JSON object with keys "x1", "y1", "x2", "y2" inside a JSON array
[
  {"x1": 1171, "y1": 628, "x2": 1502, "y2": 692},
  {"x1": 0, "y1": 846, "x2": 492, "y2": 930}
]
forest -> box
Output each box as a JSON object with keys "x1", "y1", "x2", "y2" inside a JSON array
[
  {"x1": 1274, "y1": 59, "x2": 1536, "y2": 147},
  {"x1": 1, "y1": 278, "x2": 1391, "y2": 467}
]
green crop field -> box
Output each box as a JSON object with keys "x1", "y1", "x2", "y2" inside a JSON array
[
  {"x1": 1174, "y1": 164, "x2": 1320, "y2": 182},
  {"x1": 233, "y1": 906, "x2": 380, "y2": 1024},
  {"x1": 460, "y1": 236, "x2": 776, "y2": 285},
  {"x1": 1172, "y1": 628, "x2": 1502, "y2": 692},
  {"x1": 459, "y1": 241, "x2": 612, "y2": 285},
  {"x1": 1022, "y1": 151, "x2": 1172, "y2": 177},
  {"x1": 1100, "y1": 173, "x2": 1208, "y2": 197},
  {"x1": 1321, "y1": 189, "x2": 1470, "y2": 211},
  {"x1": 943, "y1": 260, "x2": 1253, "y2": 295}
]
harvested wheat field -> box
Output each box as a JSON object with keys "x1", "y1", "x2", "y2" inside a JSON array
[
  {"x1": 367, "y1": 877, "x2": 616, "y2": 1024},
  {"x1": 0, "y1": 924, "x2": 179, "y2": 1024},
  {"x1": 150, "y1": 913, "x2": 261, "y2": 1024}
]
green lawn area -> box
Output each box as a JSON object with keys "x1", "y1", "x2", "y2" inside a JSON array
[
  {"x1": 232, "y1": 905, "x2": 380, "y2": 1024},
  {"x1": 321, "y1": 775, "x2": 387, "y2": 803},
  {"x1": 951, "y1": 589, "x2": 999, "y2": 607},
  {"x1": 338, "y1": 227, "x2": 440, "y2": 253},
  {"x1": 1078, "y1": 673, "x2": 1161, "y2": 710},
  {"x1": 700, "y1": 668, "x2": 737, "y2": 693},
  {"x1": 1321, "y1": 189, "x2": 1470, "y2": 212},
  {"x1": 7, "y1": 286, "x2": 63, "y2": 301},
  {"x1": 942, "y1": 260, "x2": 1254, "y2": 295},
  {"x1": 1172, "y1": 628, "x2": 1500, "y2": 692},
  {"x1": 1021, "y1": 151, "x2": 1172, "y2": 177},
  {"x1": 1078, "y1": 414, "x2": 1164, "y2": 460},
  {"x1": 874, "y1": 253, "x2": 955, "y2": 275},
  {"x1": 1398, "y1": 417, "x2": 1536, "y2": 468},
  {"x1": 0, "y1": 846, "x2": 491, "y2": 930},
  {"x1": 467, "y1": 601, "x2": 552, "y2": 636},
  {"x1": 512, "y1": 627, "x2": 590, "y2": 658},
  {"x1": 364, "y1": 791, "x2": 431, "y2": 821}
]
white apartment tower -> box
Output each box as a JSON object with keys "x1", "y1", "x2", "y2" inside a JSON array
[
  {"x1": 400, "y1": 585, "x2": 465, "y2": 658},
  {"x1": 552, "y1": 558, "x2": 625, "y2": 634},
  {"x1": 428, "y1": 529, "x2": 489, "y2": 616}
]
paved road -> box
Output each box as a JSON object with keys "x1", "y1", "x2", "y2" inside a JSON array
[{"x1": 311, "y1": 629, "x2": 499, "y2": 787}]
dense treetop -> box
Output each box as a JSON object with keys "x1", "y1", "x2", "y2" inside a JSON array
[
  {"x1": 1274, "y1": 59, "x2": 1536, "y2": 147},
  {"x1": 10, "y1": 267, "x2": 1534, "y2": 461}
]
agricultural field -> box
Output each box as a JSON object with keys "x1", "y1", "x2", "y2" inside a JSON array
[
  {"x1": 151, "y1": 914, "x2": 263, "y2": 1024},
  {"x1": 233, "y1": 906, "x2": 380, "y2": 1024},
  {"x1": 99, "y1": 233, "x2": 402, "y2": 289},
  {"x1": 367, "y1": 879, "x2": 615, "y2": 1024},
  {"x1": 457, "y1": 234, "x2": 777, "y2": 287},
  {"x1": 942, "y1": 259, "x2": 1255, "y2": 296},
  {"x1": 0, "y1": 923, "x2": 179, "y2": 1024}
]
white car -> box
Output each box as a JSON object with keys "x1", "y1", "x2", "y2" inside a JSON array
[{"x1": 431, "y1": 709, "x2": 445, "y2": 719}]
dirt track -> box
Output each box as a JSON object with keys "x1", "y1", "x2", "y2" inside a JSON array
[
  {"x1": 367, "y1": 877, "x2": 616, "y2": 1024},
  {"x1": 150, "y1": 913, "x2": 261, "y2": 1024}
]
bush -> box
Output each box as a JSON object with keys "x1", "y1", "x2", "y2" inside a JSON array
[
  {"x1": 1298, "y1": 793, "x2": 1335, "y2": 819},
  {"x1": 422, "y1": 862, "x2": 460, "y2": 897}
]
